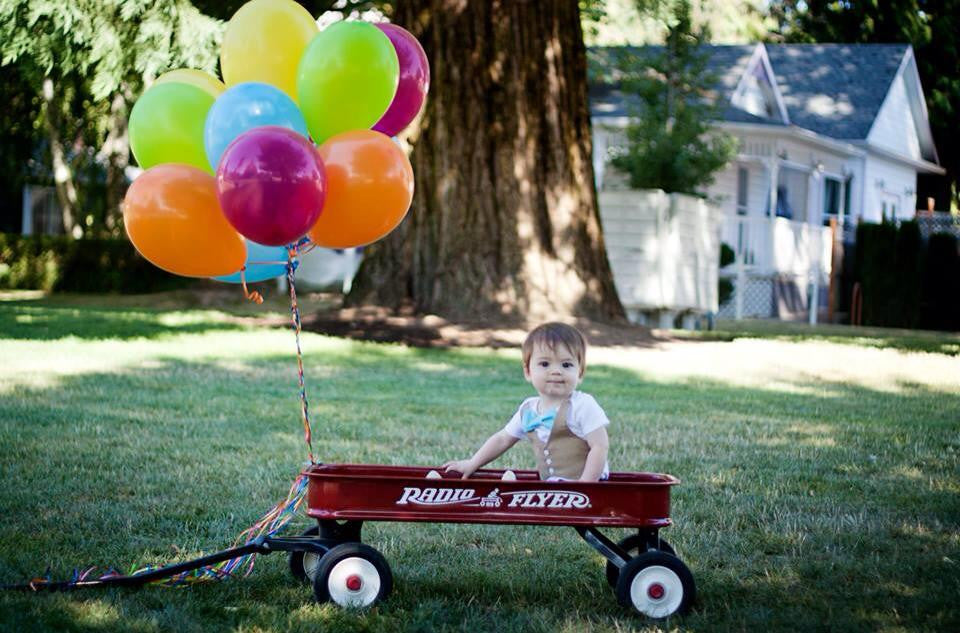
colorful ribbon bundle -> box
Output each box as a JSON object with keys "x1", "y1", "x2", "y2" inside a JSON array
[{"x1": 16, "y1": 241, "x2": 318, "y2": 591}]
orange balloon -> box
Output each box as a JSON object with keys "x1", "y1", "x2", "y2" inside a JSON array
[
  {"x1": 123, "y1": 164, "x2": 246, "y2": 277},
  {"x1": 308, "y1": 130, "x2": 414, "y2": 248}
]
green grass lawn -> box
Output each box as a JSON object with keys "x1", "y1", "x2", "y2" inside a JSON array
[{"x1": 1, "y1": 292, "x2": 958, "y2": 632}]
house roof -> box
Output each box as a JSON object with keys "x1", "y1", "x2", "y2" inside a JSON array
[
  {"x1": 589, "y1": 45, "x2": 771, "y2": 122},
  {"x1": 764, "y1": 43, "x2": 908, "y2": 140},
  {"x1": 589, "y1": 43, "x2": 910, "y2": 141}
]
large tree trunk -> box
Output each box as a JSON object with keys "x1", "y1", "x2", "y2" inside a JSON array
[{"x1": 347, "y1": 0, "x2": 624, "y2": 322}]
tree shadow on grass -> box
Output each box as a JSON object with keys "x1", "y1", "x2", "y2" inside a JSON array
[
  {"x1": 0, "y1": 304, "x2": 248, "y2": 341},
  {"x1": 0, "y1": 347, "x2": 958, "y2": 632}
]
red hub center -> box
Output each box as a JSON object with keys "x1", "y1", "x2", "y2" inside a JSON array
[
  {"x1": 647, "y1": 582, "x2": 665, "y2": 600},
  {"x1": 345, "y1": 574, "x2": 363, "y2": 591}
]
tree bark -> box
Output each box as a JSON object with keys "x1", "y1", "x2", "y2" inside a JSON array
[
  {"x1": 97, "y1": 87, "x2": 132, "y2": 236},
  {"x1": 41, "y1": 77, "x2": 78, "y2": 237},
  {"x1": 347, "y1": 0, "x2": 624, "y2": 322}
]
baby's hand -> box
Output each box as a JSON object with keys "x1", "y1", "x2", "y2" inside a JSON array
[{"x1": 441, "y1": 459, "x2": 475, "y2": 479}]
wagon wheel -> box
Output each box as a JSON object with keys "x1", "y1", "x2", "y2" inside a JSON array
[
  {"x1": 289, "y1": 525, "x2": 322, "y2": 583},
  {"x1": 312, "y1": 543, "x2": 393, "y2": 608},
  {"x1": 605, "y1": 533, "x2": 676, "y2": 587},
  {"x1": 616, "y1": 551, "x2": 695, "y2": 619}
]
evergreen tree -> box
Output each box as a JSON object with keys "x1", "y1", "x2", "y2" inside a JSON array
[{"x1": 610, "y1": 0, "x2": 737, "y2": 195}]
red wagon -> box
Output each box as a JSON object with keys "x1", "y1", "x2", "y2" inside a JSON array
[{"x1": 285, "y1": 463, "x2": 696, "y2": 619}]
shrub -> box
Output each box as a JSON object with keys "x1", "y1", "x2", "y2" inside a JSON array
[{"x1": 0, "y1": 233, "x2": 193, "y2": 293}]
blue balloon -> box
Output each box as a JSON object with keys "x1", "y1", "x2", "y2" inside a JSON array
[
  {"x1": 214, "y1": 240, "x2": 288, "y2": 283},
  {"x1": 204, "y1": 82, "x2": 310, "y2": 169}
]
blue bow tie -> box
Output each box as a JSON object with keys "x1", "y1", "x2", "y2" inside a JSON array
[{"x1": 522, "y1": 408, "x2": 557, "y2": 433}]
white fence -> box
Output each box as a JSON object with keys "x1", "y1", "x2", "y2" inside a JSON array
[{"x1": 600, "y1": 190, "x2": 722, "y2": 328}]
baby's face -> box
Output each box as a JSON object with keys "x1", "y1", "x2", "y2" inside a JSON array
[{"x1": 524, "y1": 342, "x2": 582, "y2": 400}]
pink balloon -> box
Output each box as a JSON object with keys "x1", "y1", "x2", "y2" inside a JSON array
[
  {"x1": 216, "y1": 126, "x2": 327, "y2": 246},
  {"x1": 372, "y1": 24, "x2": 430, "y2": 137}
]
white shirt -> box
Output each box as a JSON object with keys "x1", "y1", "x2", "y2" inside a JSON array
[{"x1": 502, "y1": 391, "x2": 610, "y2": 478}]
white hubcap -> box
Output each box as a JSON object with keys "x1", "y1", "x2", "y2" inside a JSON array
[
  {"x1": 629, "y1": 565, "x2": 684, "y2": 618},
  {"x1": 327, "y1": 557, "x2": 381, "y2": 607}
]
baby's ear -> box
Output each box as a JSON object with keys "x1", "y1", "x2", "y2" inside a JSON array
[{"x1": 522, "y1": 363, "x2": 532, "y2": 381}]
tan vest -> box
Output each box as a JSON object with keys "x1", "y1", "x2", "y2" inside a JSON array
[{"x1": 526, "y1": 400, "x2": 589, "y2": 480}]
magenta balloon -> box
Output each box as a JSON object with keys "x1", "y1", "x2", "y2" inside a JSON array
[
  {"x1": 372, "y1": 23, "x2": 430, "y2": 137},
  {"x1": 216, "y1": 126, "x2": 327, "y2": 246}
]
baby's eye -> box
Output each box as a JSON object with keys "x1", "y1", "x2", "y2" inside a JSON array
[
  {"x1": 538, "y1": 361, "x2": 550, "y2": 367},
  {"x1": 562, "y1": 362, "x2": 574, "y2": 368}
]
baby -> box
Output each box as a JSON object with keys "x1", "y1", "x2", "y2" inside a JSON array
[{"x1": 443, "y1": 322, "x2": 610, "y2": 481}]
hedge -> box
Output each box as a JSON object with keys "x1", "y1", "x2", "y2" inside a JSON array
[
  {"x1": 0, "y1": 233, "x2": 193, "y2": 293},
  {"x1": 853, "y1": 221, "x2": 959, "y2": 331}
]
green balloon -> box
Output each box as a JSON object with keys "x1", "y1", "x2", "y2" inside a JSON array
[
  {"x1": 129, "y1": 82, "x2": 216, "y2": 174},
  {"x1": 297, "y1": 21, "x2": 399, "y2": 144}
]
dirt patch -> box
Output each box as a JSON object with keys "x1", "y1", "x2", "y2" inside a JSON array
[{"x1": 299, "y1": 304, "x2": 662, "y2": 349}]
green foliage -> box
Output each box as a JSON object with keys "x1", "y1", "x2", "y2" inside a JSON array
[
  {"x1": 853, "y1": 221, "x2": 959, "y2": 330},
  {"x1": 718, "y1": 241, "x2": 735, "y2": 306},
  {"x1": 0, "y1": 233, "x2": 192, "y2": 293},
  {"x1": 610, "y1": 0, "x2": 737, "y2": 195},
  {"x1": 0, "y1": 0, "x2": 223, "y2": 100},
  {"x1": 920, "y1": 232, "x2": 960, "y2": 331},
  {"x1": 719, "y1": 241, "x2": 735, "y2": 268},
  {"x1": 0, "y1": 0, "x2": 224, "y2": 237}
]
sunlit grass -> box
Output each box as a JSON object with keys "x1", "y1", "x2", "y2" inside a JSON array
[{"x1": 0, "y1": 296, "x2": 958, "y2": 632}]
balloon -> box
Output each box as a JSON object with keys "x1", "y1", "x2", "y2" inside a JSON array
[
  {"x1": 308, "y1": 130, "x2": 414, "y2": 249},
  {"x1": 372, "y1": 24, "x2": 430, "y2": 137},
  {"x1": 122, "y1": 164, "x2": 246, "y2": 277},
  {"x1": 155, "y1": 69, "x2": 226, "y2": 99},
  {"x1": 204, "y1": 82, "x2": 309, "y2": 169},
  {"x1": 214, "y1": 240, "x2": 288, "y2": 283},
  {"x1": 220, "y1": 0, "x2": 317, "y2": 102},
  {"x1": 297, "y1": 21, "x2": 399, "y2": 144},
  {"x1": 216, "y1": 126, "x2": 327, "y2": 246},
  {"x1": 129, "y1": 82, "x2": 215, "y2": 174}
]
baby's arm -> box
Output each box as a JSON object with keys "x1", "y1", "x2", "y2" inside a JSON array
[
  {"x1": 442, "y1": 431, "x2": 519, "y2": 479},
  {"x1": 579, "y1": 426, "x2": 609, "y2": 482}
]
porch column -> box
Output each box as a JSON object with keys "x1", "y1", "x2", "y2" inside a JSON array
[{"x1": 766, "y1": 158, "x2": 779, "y2": 275}]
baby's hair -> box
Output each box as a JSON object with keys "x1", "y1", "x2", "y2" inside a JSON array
[{"x1": 522, "y1": 322, "x2": 588, "y2": 375}]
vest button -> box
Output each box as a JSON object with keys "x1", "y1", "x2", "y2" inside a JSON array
[
  {"x1": 548, "y1": 467, "x2": 556, "y2": 474},
  {"x1": 543, "y1": 449, "x2": 550, "y2": 455},
  {"x1": 545, "y1": 458, "x2": 553, "y2": 465}
]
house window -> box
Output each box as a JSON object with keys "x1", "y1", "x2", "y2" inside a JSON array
[
  {"x1": 822, "y1": 177, "x2": 841, "y2": 226},
  {"x1": 733, "y1": 60, "x2": 779, "y2": 120},
  {"x1": 770, "y1": 167, "x2": 808, "y2": 221},
  {"x1": 736, "y1": 166, "x2": 749, "y2": 215}
]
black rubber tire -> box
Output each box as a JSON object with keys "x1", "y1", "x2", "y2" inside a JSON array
[
  {"x1": 288, "y1": 525, "x2": 321, "y2": 584},
  {"x1": 312, "y1": 542, "x2": 393, "y2": 608},
  {"x1": 615, "y1": 551, "x2": 695, "y2": 619},
  {"x1": 605, "y1": 534, "x2": 676, "y2": 587}
]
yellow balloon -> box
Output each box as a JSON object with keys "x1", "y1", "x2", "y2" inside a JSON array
[
  {"x1": 220, "y1": 0, "x2": 318, "y2": 102},
  {"x1": 155, "y1": 69, "x2": 226, "y2": 99}
]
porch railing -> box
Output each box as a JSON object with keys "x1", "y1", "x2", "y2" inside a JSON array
[
  {"x1": 721, "y1": 215, "x2": 832, "y2": 277},
  {"x1": 718, "y1": 215, "x2": 833, "y2": 322}
]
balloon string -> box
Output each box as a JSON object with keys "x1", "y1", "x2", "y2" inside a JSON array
[
  {"x1": 240, "y1": 268, "x2": 263, "y2": 304},
  {"x1": 286, "y1": 244, "x2": 316, "y2": 465}
]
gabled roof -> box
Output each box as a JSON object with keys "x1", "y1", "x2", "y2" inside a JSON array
[
  {"x1": 589, "y1": 44, "x2": 775, "y2": 122},
  {"x1": 764, "y1": 43, "x2": 908, "y2": 140},
  {"x1": 589, "y1": 43, "x2": 909, "y2": 141}
]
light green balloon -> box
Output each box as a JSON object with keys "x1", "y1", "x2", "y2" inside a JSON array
[
  {"x1": 129, "y1": 82, "x2": 216, "y2": 174},
  {"x1": 297, "y1": 21, "x2": 399, "y2": 144}
]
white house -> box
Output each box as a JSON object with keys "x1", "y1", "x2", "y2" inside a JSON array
[{"x1": 589, "y1": 43, "x2": 945, "y2": 320}]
